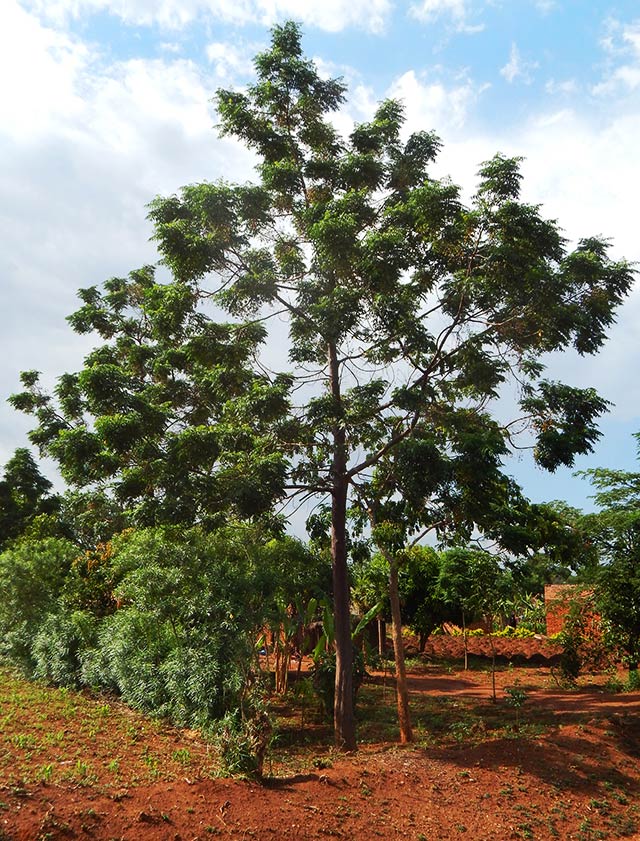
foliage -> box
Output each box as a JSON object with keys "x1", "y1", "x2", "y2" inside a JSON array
[
  {"x1": 0, "y1": 449, "x2": 60, "y2": 550},
  {"x1": 0, "y1": 526, "x2": 311, "y2": 730},
  {"x1": 596, "y1": 534, "x2": 640, "y2": 671},
  {"x1": 31, "y1": 610, "x2": 98, "y2": 687},
  {"x1": 309, "y1": 600, "x2": 376, "y2": 719},
  {"x1": 557, "y1": 595, "x2": 610, "y2": 684},
  {"x1": 504, "y1": 681, "x2": 528, "y2": 730},
  {"x1": 10, "y1": 271, "x2": 290, "y2": 531},
  {"x1": 214, "y1": 695, "x2": 272, "y2": 779},
  {"x1": 494, "y1": 625, "x2": 536, "y2": 639},
  {"x1": 0, "y1": 538, "x2": 78, "y2": 670},
  {"x1": 33, "y1": 490, "x2": 131, "y2": 550},
  {"x1": 311, "y1": 648, "x2": 366, "y2": 722},
  {"x1": 438, "y1": 548, "x2": 509, "y2": 623},
  {"x1": 580, "y1": 433, "x2": 640, "y2": 672},
  {"x1": 353, "y1": 546, "x2": 451, "y2": 650},
  {"x1": 83, "y1": 527, "x2": 278, "y2": 725},
  {"x1": 510, "y1": 592, "x2": 547, "y2": 635}
]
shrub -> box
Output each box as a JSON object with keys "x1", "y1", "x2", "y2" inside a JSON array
[
  {"x1": 31, "y1": 609, "x2": 97, "y2": 687},
  {"x1": 514, "y1": 626, "x2": 536, "y2": 639},
  {"x1": 83, "y1": 526, "x2": 271, "y2": 726},
  {"x1": 311, "y1": 649, "x2": 366, "y2": 721},
  {"x1": 558, "y1": 596, "x2": 611, "y2": 683},
  {"x1": 0, "y1": 538, "x2": 78, "y2": 671},
  {"x1": 214, "y1": 697, "x2": 272, "y2": 778}
]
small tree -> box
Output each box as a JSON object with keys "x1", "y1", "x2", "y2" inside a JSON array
[
  {"x1": 0, "y1": 449, "x2": 60, "y2": 550},
  {"x1": 580, "y1": 433, "x2": 640, "y2": 678},
  {"x1": 11, "y1": 268, "x2": 290, "y2": 532},
  {"x1": 438, "y1": 547, "x2": 508, "y2": 696}
]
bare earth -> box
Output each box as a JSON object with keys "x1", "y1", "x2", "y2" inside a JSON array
[{"x1": 2, "y1": 637, "x2": 640, "y2": 841}]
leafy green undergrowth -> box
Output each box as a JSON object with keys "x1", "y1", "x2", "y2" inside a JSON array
[{"x1": 354, "y1": 682, "x2": 555, "y2": 747}]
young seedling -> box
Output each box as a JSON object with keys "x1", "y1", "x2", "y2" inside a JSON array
[{"x1": 504, "y1": 681, "x2": 528, "y2": 731}]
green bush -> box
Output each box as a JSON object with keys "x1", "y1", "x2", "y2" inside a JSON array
[
  {"x1": 557, "y1": 597, "x2": 610, "y2": 683},
  {"x1": 514, "y1": 626, "x2": 535, "y2": 639},
  {"x1": 311, "y1": 648, "x2": 366, "y2": 721},
  {"x1": 214, "y1": 699, "x2": 272, "y2": 778},
  {"x1": 31, "y1": 609, "x2": 97, "y2": 687},
  {"x1": 0, "y1": 525, "x2": 290, "y2": 731},
  {"x1": 0, "y1": 538, "x2": 78, "y2": 670},
  {"x1": 82, "y1": 526, "x2": 272, "y2": 726}
]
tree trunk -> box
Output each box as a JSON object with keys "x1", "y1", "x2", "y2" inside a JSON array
[
  {"x1": 378, "y1": 617, "x2": 385, "y2": 657},
  {"x1": 331, "y1": 477, "x2": 355, "y2": 750},
  {"x1": 328, "y1": 341, "x2": 356, "y2": 751},
  {"x1": 462, "y1": 610, "x2": 468, "y2": 671},
  {"x1": 387, "y1": 552, "x2": 413, "y2": 743},
  {"x1": 487, "y1": 624, "x2": 497, "y2": 703}
]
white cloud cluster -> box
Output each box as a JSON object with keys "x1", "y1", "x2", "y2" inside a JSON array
[
  {"x1": 410, "y1": 0, "x2": 483, "y2": 33},
  {"x1": 500, "y1": 42, "x2": 538, "y2": 84},
  {"x1": 0, "y1": 1, "x2": 88, "y2": 141},
  {"x1": 545, "y1": 78, "x2": 578, "y2": 96},
  {"x1": 0, "y1": 1, "x2": 258, "y2": 463},
  {"x1": 388, "y1": 69, "x2": 486, "y2": 134},
  {"x1": 23, "y1": 0, "x2": 392, "y2": 33},
  {"x1": 2, "y1": 0, "x2": 640, "y2": 496},
  {"x1": 593, "y1": 18, "x2": 640, "y2": 96},
  {"x1": 206, "y1": 41, "x2": 257, "y2": 82}
]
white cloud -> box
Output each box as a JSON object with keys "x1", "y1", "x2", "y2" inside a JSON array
[
  {"x1": 0, "y1": 0, "x2": 89, "y2": 141},
  {"x1": 206, "y1": 41, "x2": 256, "y2": 82},
  {"x1": 2, "y1": 0, "x2": 640, "y2": 487},
  {"x1": 22, "y1": 0, "x2": 392, "y2": 33},
  {"x1": 444, "y1": 107, "x2": 640, "y2": 420},
  {"x1": 387, "y1": 69, "x2": 486, "y2": 134},
  {"x1": 0, "y1": 3, "x2": 259, "y2": 465},
  {"x1": 410, "y1": 0, "x2": 484, "y2": 33},
  {"x1": 545, "y1": 78, "x2": 578, "y2": 96},
  {"x1": 534, "y1": 0, "x2": 556, "y2": 13},
  {"x1": 500, "y1": 42, "x2": 538, "y2": 84},
  {"x1": 593, "y1": 18, "x2": 640, "y2": 96}
]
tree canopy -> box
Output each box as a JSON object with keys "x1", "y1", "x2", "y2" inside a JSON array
[
  {"x1": 579, "y1": 433, "x2": 640, "y2": 672},
  {"x1": 10, "y1": 267, "x2": 291, "y2": 530},
  {"x1": 0, "y1": 448, "x2": 60, "y2": 550}
]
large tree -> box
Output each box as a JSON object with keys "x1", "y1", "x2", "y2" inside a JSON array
[
  {"x1": 148, "y1": 24, "x2": 631, "y2": 748},
  {"x1": 14, "y1": 24, "x2": 633, "y2": 749}
]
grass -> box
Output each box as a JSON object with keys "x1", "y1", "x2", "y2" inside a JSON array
[{"x1": 0, "y1": 665, "x2": 219, "y2": 788}]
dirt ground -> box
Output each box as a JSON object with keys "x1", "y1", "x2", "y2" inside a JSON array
[{"x1": 2, "y1": 636, "x2": 640, "y2": 841}]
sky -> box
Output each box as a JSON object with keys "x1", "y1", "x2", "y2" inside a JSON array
[{"x1": 1, "y1": 0, "x2": 639, "y2": 520}]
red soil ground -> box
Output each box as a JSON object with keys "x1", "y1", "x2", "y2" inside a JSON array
[{"x1": 3, "y1": 637, "x2": 640, "y2": 841}]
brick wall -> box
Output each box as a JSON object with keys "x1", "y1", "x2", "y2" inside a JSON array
[{"x1": 544, "y1": 584, "x2": 582, "y2": 636}]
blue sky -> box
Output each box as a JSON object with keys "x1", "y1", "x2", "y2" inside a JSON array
[{"x1": 1, "y1": 0, "x2": 639, "y2": 521}]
